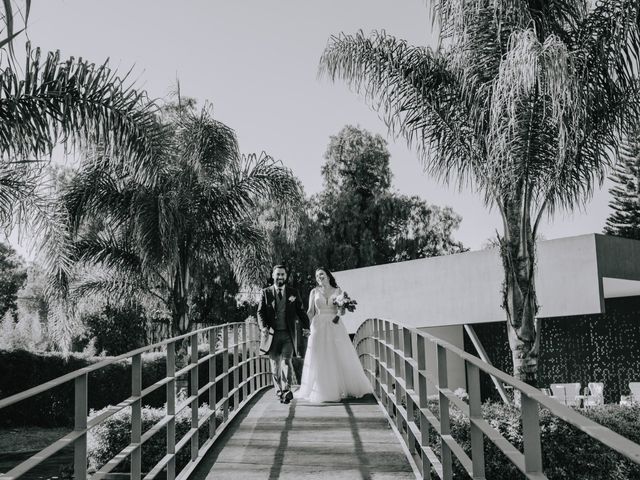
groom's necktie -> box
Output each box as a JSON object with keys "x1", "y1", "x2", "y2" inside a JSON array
[{"x1": 277, "y1": 288, "x2": 283, "y2": 300}]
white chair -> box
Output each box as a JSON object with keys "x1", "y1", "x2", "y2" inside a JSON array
[
  {"x1": 583, "y1": 382, "x2": 604, "y2": 407},
  {"x1": 630, "y1": 382, "x2": 640, "y2": 403},
  {"x1": 550, "y1": 383, "x2": 581, "y2": 406},
  {"x1": 550, "y1": 384, "x2": 567, "y2": 404},
  {"x1": 563, "y1": 383, "x2": 582, "y2": 406}
]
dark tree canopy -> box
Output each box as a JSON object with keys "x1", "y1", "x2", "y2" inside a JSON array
[
  {"x1": 262, "y1": 125, "x2": 465, "y2": 291},
  {"x1": 0, "y1": 242, "x2": 27, "y2": 317},
  {"x1": 314, "y1": 125, "x2": 464, "y2": 271}
]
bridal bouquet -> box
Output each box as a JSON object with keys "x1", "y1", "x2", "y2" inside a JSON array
[{"x1": 333, "y1": 291, "x2": 358, "y2": 315}]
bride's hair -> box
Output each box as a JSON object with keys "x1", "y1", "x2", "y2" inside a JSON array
[{"x1": 315, "y1": 267, "x2": 338, "y2": 288}]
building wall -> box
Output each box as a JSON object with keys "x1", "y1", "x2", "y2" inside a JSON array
[
  {"x1": 465, "y1": 297, "x2": 640, "y2": 403},
  {"x1": 334, "y1": 234, "x2": 604, "y2": 332}
]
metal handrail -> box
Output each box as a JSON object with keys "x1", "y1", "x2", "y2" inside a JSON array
[
  {"x1": 354, "y1": 318, "x2": 640, "y2": 480},
  {"x1": 0, "y1": 321, "x2": 272, "y2": 480}
]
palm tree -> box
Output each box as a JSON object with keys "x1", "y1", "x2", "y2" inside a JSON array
[
  {"x1": 54, "y1": 101, "x2": 303, "y2": 351},
  {"x1": 0, "y1": 0, "x2": 163, "y2": 230},
  {"x1": 0, "y1": 45, "x2": 165, "y2": 224},
  {"x1": 320, "y1": 0, "x2": 640, "y2": 385}
]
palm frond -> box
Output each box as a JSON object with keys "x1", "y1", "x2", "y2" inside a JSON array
[
  {"x1": 0, "y1": 158, "x2": 44, "y2": 227},
  {"x1": 69, "y1": 267, "x2": 151, "y2": 305},
  {"x1": 0, "y1": 45, "x2": 168, "y2": 185},
  {"x1": 320, "y1": 31, "x2": 482, "y2": 190},
  {"x1": 0, "y1": 0, "x2": 30, "y2": 54},
  {"x1": 173, "y1": 104, "x2": 240, "y2": 178}
]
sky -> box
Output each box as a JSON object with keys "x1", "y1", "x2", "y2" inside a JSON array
[{"x1": 9, "y1": 0, "x2": 613, "y2": 255}]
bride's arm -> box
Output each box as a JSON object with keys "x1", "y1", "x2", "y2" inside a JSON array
[{"x1": 307, "y1": 288, "x2": 316, "y2": 319}]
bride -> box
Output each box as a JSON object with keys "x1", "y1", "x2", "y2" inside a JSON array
[{"x1": 296, "y1": 267, "x2": 373, "y2": 402}]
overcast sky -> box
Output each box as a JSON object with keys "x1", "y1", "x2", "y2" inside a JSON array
[{"x1": 10, "y1": 0, "x2": 613, "y2": 256}]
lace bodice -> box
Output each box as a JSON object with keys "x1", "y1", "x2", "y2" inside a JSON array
[{"x1": 308, "y1": 287, "x2": 342, "y2": 317}]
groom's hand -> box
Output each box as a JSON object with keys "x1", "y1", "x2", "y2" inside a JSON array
[{"x1": 302, "y1": 328, "x2": 310, "y2": 337}]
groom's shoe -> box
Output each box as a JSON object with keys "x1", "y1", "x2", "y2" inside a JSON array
[{"x1": 281, "y1": 390, "x2": 293, "y2": 404}]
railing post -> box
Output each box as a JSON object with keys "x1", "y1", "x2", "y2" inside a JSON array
[
  {"x1": 209, "y1": 327, "x2": 217, "y2": 439},
  {"x1": 190, "y1": 333, "x2": 199, "y2": 461},
  {"x1": 222, "y1": 324, "x2": 230, "y2": 422},
  {"x1": 522, "y1": 393, "x2": 543, "y2": 475},
  {"x1": 241, "y1": 323, "x2": 248, "y2": 402},
  {"x1": 382, "y1": 321, "x2": 392, "y2": 412},
  {"x1": 233, "y1": 324, "x2": 240, "y2": 410},
  {"x1": 417, "y1": 335, "x2": 432, "y2": 479},
  {"x1": 167, "y1": 342, "x2": 176, "y2": 480},
  {"x1": 402, "y1": 328, "x2": 415, "y2": 454},
  {"x1": 258, "y1": 325, "x2": 264, "y2": 387},
  {"x1": 373, "y1": 319, "x2": 381, "y2": 397},
  {"x1": 437, "y1": 345, "x2": 453, "y2": 480},
  {"x1": 253, "y1": 323, "x2": 259, "y2": 391},
  {"x1": 403, "y1": 328, "x2": 414, "y2": 391},
  {"x1": 74, "y1": 373, "x2": 87, "y2": 480},
  {"x1": 252, "y1": 323, "x2": 259, "y2": 390},
  {"x1": 466, "y1": 362, "x2": 485, "y2": 479},
  {"x1": 131, "y1": 353, "x2": 142, "y2": 480},
  {"x1": 391, "y1": 324, "x2": 403, "y2": 433},
  {"x1": 366, "y1": 319, "x2": 375, "y2": 379}
]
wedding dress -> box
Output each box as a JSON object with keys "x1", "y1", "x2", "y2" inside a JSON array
[{"x1": 295, "y1": 287, "x2": 373, "y2": 402}]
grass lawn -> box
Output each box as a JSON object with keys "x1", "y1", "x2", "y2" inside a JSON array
[
  {"x1": 0, "y1": 426, "x2": 69, "y2": 454},
  {"x1": 0, "y1": 427, "x2": 73, "y2": 479}
]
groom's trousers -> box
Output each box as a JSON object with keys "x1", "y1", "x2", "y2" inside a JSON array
[{"x1": 269, "y1": 330, "x2": 294, "y2": 395}]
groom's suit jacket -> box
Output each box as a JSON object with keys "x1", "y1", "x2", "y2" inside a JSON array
[{"x1": 257, "y1": 284, "x2": 310, "y2": 356}]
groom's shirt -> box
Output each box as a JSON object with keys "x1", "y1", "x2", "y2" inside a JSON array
[{"x1": 274, "y1": 286, "x2": 287, "y2": 331}]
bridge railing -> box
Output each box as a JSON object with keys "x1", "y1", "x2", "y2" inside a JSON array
[
  {"x1": 0, "y1": 321, "x2": 272, "y2": 480},
  {"x1": 354, "y1": 318, "x2": 640, "y2": 480}
]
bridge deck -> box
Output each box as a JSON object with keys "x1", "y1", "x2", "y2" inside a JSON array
[{"x1": 190, "y1": 389, "x2": 416, "y2": 480}]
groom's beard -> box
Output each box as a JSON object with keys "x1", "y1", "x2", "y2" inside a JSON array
[{"x1": 275, "y1": 279, "x2": 286, "y2": 287}]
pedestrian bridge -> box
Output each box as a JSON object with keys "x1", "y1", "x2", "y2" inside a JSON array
[{"x1": 2, "y1": 319, "x2": 640, "y2": 480}]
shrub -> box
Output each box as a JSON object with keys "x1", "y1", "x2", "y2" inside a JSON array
[
  {"x1": 81, "y1": 305, "x2": 148, "y2": 356},
  {"x1": 87, "y1": 400, "x2": 218, "y2": 474},
  {"x1": 422, "y1": 401, "x2": 640, "y2": 479}
]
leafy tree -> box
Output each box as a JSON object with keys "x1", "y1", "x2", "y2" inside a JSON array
[
  {"x1": 0, "y1": 241, "x2": 27, "y2": 317},
  {"x1": 604, "y1": 128, "x2": 640, "y2": 239},
  {"x1": 321, "y1": 0, "x2": 640, "y2": 385},
  {"x1": 81, "y1": 305, "x2": 148, "y2": 356},
  {"x1": 15, "y1": 261, "x2": 48, "y2": 343},
  {"x1": 0, "y1": 309, "x2": 41, "y2": 351},
  {"x1": 53, "y1": 100, "x2": 303, "y2": 353},
  {"x1": 190, "y1": 259, "x2": 255, "y2": 326},
  {"x1": 314, "y1": 125, "x2": 464, "y2": 270},
  {"x1": 257, "y1": 191, "x2": 324, "y2": 291}
]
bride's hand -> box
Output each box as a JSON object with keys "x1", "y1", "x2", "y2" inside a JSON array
[{"x1": 332, "y1": 316, "x2": 340, "y2": 324}]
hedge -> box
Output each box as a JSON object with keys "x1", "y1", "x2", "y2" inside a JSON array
[
  {"x1": 0, "y1": 348, "x2": 238, "y2": 427},
  {"x1": 422, "y1": 401, "x2": 640, "y2": 479}
]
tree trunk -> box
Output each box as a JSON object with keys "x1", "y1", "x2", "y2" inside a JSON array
[{"x1": 500, "y1": 198, "x2": 540, "y2": 388}]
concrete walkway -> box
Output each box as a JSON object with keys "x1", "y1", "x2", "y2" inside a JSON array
[{"x1": 190, "y1": 389, "x2": 417, "y2": 480}]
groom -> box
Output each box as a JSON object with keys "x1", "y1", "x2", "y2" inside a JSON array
[{"x1": 257, "y1": 265, "x2": 310, "y2": 404}]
